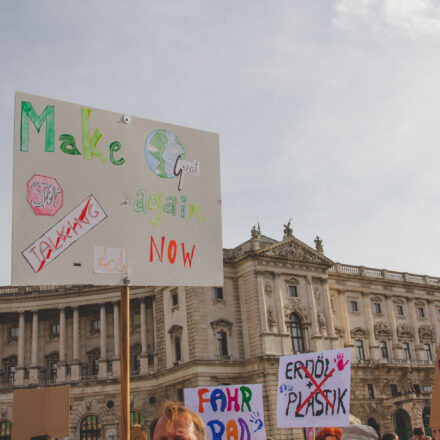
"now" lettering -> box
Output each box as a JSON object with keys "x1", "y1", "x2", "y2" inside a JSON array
[{"x1": 149, "y1": 235, "x2": 196, "y2": 267}]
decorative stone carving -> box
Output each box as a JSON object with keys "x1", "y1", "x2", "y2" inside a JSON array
[
  {"x1": 251, "y1": 226, "x2": 258, "y2": 239},
  {"x1": 313, "y1": 283, "x2": 322, "y2": 305},
  {"x1": 419, "y1": 324, "x2": 434, "y2": 340},
  {"x1": 168, "y1": 324, "x2": 183, "y2": 339},
  {"x1": 210, "y1": 319, "x2": 233, "y2": 331},
  {"x1": 318, "y1": 313, "x2": 326, "y2": 329},
  {"x1": 267, "y1": 306, "x2": 277, "y2": 328},
  {"x1": 284, "y1": 298, "x2": 309, "y2": 323},
  {"x1": 397, "y1": 322, "x2": 414, "y2": 340},
  {"x1": 283, "y1": 219, "x2": 293, "y2": 239},
  {"x1": 264, "y1": 282, "x2": 272, "y2": 297},
  {"x1": 374, "y1": 321, "x2": 392, "y2": 338},
  {"x1": 314, "y1": 236, "x2": 323, "y2": 254},
  {"x1": 350, "y1": 327, "x2": 369, "y2": 338}
]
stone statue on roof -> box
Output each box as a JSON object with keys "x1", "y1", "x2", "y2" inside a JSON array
[
  {"x1": 283, "y1": 218, "x2": 293, "y2": 239},
  {"x1": 314, "y1": 236, "x2": 324, "y2": 254}
]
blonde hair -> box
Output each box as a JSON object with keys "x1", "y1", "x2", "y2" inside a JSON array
[{"x1": 150, "y1": 401, "x2": 206, "y2": 440}]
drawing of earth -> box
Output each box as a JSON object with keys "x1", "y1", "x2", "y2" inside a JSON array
[{"x1": 145, "y1": 129, "x2": 186, "y2": 179}]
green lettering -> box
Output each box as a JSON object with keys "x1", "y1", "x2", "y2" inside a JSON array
[
  {"x1": 240, "y1": 386, "x2": 252, "y2": 412},
  {"x1": 148, "y1": 193, "x2": 162, "y2": 226},
  {"x1": 59, "y1": 134, "x2": 80, "y2": 155},
  {"x1": 81, "y1": 108, "x2": 106, "y2": 163},
  {"x1": 189, "y1": 203, "x2": 205, "y2": 222},
  {"x1": 163, "y1": 196, "x2": 177, "y2": 216},
  {"x1": 109, "y1": 141, "x2": 125, "y2": 165},
  {"x1": 134, "y1": 189, "x2": 147, "y2": 213},
  {"x1": 20, "y1": 101, "x2": 54, "y2": 152}
]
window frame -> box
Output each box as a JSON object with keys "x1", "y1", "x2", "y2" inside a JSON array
[
  {"x1": 355, "y1": 339, "x2": 365, "y2": 360},
  {"x1": 216, "y1": 331, "x2": 229, "y2": 357},
  {"x1": 349, "y1": 300, "x2": 359, "y2": 312},
  {"x1": 373, "y1": 303, "x2": 381, "y2": 314},
  {"x1": 403, "y1": 342, "x2": 412, "y2": 360},
  {"x1": 289, "y1": 313, "x2": 305, "y2": 353},
  {"x1": 288, "y1": 285, "x2": 298, "y2": 298},
  {"x1": 380, "y1": 340, "x2": 389, "y2": 359},
  {"x1": 417, "y1": 307, "x2": 425, "y2": 318},
  {"x1": 213, "y1": 287, "x2": 224, "y2": 300}
]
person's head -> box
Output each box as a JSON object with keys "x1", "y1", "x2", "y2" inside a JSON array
[
  {"x1": 381, "y1": 432, "x2": 398, "y2": 440},
  {"x1": 30, "y1": 436, "x2": 55, "y2": 440},
  {"x1": 414, "y1": 428, "x2": 425, "y2": 439},
  {"x1": 431, "y1": 427, "x2": 440, "y2": 440},
  {"x1": 317, "y1": 427, "x2": 343, "y2": 440},
  {"x1": 150, "y1": 401, "x2": 206, "y2": 440}
]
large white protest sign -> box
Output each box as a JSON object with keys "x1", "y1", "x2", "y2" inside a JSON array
[
  {"x1": 277, "y1": 348, "x2": 351, "y2": 428},
  {"x1": 184, "y1": 384, "x2": 266, "y2": 440},
  {"x1": 12, "y1": 92, "x2": 222, "y2": 286}
]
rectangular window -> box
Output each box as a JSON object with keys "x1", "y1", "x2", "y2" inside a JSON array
[
  {"x1": 350, "y1": 300, "x2": 358, "y2": 312},
  {"x1": 217, "y1": 331, "x2": 228, "y2": 357},
  {"x1": 288, "y1": 286, "x2": 298, "y2": 298},
  {"x1": 50, "y1": 322, "x2": 59, "y2": 337},
  {"x1": 417, "y1": 307, "x2": 425, "y2": 318},
  {"x1": 380, "y1": 341, "x2": 389, "y2": 359},
  {"x1": 133, "y1": 354, "x2": 140, "y2": 372},
  {"x1": 373, "y1": 303, "x2": 381, "y2": 314},
  {"x1": 175, "y1": 337, "x2": 181, "y2": 362},
  {"x1": 213, "y1": 287, "x2": 223, "y2": 300},
  {"x1": 403, "y1": 342, "x2": 412, "y2": 360},
  {"x1": 424, "y1": 343, "x2": 433, "y2": 361},
  {"x1": 172, "y1": 290, "x2": 179, "y2": 307},
  {"x1": 8, "y1": 366, "x2": 16, "y2": 383},
  {"x1": 9, "y1": 326, "x2": 18, "y2": 340},
  {"x1": 412, "y1": 384, "x2": 421, "y2": 394},
  {"x1": 177, "y1": 388, "x2": 184, "y2": 402},
  {"x1": 367, "y1": 384, "x2": 374, "y2": 399},
  {"x1": 91, "y1": 319, "x2": 100, "y2": 333},
  {"x1": 390, "y1": 384, "x2": 399, "y2": 397},
  {"x1": 396, "y1": 305, "x2": 404, "y2": 316},
  {"x1": 92, "y1": 358, "x2": 99, "y2": 375},
  {"x1": 356, "y1": 340, "x2": 365, "y2": 360},
  {"x1": 49, "y1": 362, "x2": 57, "y2": 380}
]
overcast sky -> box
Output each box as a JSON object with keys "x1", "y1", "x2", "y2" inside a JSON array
[{"x1": 1, "y1": 0, "x2": 439, "y2": 284}]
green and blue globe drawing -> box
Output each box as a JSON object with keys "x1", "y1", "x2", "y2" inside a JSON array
[{"x1": 145, "y1": 129, "x2": 185, "y2": 179}]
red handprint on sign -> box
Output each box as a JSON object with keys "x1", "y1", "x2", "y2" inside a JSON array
[{"x1": 334, "y1": 352, "x2": 349, "y2": 371}]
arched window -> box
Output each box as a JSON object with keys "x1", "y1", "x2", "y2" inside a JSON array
[
  {"x1": 289, "y1": 313, "x2": 305, "y2": 353},
  {"x1": 130, "y1": 411, "x2": 144, "y2": 427},
  {"x1": 393, "y1": 408, "x2": 412, "y2": 440},
  {"x1": 0, "y1": 421, "x2": 11, "y2": 440},
  {"x1": 80, "y1": 415, "x2": 102, "y2": 440}
]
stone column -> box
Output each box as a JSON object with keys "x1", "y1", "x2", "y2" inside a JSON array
[
  {"x1": 428, "y1": 301, "x2": 438, "y2": 346},
  {"x1": 274, "y1": 275, "x2": 291, "y2": 355},
  {"x1": 386, "y1": 297, "x2": 400, "y2": 359},
  {"x1": 257, "y1": 272, "x2": 269, "y2": 333},
  {"x1": 112, "y1": 301, "x2": 121, "y2": 377},
  {"x1": 71, "y1": 306, "x2": 81, "y2": 381},
  {"x1": 338, "y1": 290, "x2": 353, "y2": 346},
  {"x1": 29, "y1": 310, "x2": 39, "y2": 383},
  {"x1": 408, "y1": 299, "x2": 423, "y2": 360},
  {"x1": 57, "y1": 307, "x2": 66, "y2": 383},
  {"x1": 15, "y1": 311, "x2": 26, "y2": 385},
  {"x1": 322, "y1": 281, "x2": 337, "y2": 341},
  {"x1": 362, "y1": 292, "x2": 379, "y2": 360},
  {"x1": 306, "y1": 276, "x2": 321, "y2": 350},
  {"x1": 98, "y1": 304, "x2": 107, "y2": 378},
  {"x1": 140, "y1": 299, "x2": 149, "y2": 374}
]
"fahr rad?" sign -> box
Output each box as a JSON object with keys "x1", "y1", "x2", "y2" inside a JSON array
[{"x1": 12, "y1": 92, "x2": 222, "y2": 286}]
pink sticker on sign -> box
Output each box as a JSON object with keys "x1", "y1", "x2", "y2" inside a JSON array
[{"x1": 27, "y1": 174, "x2": 63, "y2": 216}]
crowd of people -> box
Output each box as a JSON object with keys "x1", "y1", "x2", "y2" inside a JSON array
[{"x1": 26, "y1": 401, "x2": 437, "y2": 440}]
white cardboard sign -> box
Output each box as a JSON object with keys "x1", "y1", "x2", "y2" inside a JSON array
[
  {"x1": 277, "y1": 348, "x2": 351, "y2": 428},
  {"x1": 12, "y1": 92, "x2": 223, "y2": 286},
  {"x1": 184, "y1": 384, "x2": 266, "y2": 440}
]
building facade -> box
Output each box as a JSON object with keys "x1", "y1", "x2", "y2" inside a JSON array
[{"x1": 0, "y1": 227, "x2": 438, "y2": 439}]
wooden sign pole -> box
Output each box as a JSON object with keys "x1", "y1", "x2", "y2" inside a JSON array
[{"x1": 120, "y1": 285, "x2": 130, "y2": 440}]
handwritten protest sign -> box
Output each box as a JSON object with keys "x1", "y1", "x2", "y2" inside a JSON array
[
  {"x1": 12, "y1": 92, "x2": 222, "y2": 286},
  {"x1": 184, "y1": 384, "x2": 266, "y2": 440},
  {"x1": 277, "y1": 348, "x2": 351, "y2": 428}
]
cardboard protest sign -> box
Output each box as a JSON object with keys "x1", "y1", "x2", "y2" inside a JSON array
[
  {"x1": 184, "y1": 384, "x2": 266, "y2": 440},
  {"x1": 277, "y1": 348, "x2": 351, "y2": 428},
  {"x1": 12, "y1": 385, "x2": 70, "y2": 439},
  {"x1": 12, "y1": 92, "x2": 222, "y2": 286},
  {"x1": 430, "y1": 343, "x2": 440, "y2": 430}
]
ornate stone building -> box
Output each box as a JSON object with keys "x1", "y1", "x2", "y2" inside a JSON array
[{"x1": 0, "y1": 227, "x2": 438, "y2": 440}]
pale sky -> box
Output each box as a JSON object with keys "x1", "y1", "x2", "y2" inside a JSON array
[{"x1": 1, "y1": 0, "x2": 439, "y2": 284}]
